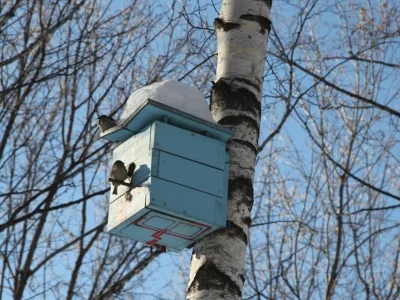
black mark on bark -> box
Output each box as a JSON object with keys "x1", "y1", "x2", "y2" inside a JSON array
[
  {"x1": 205, "y1": 223, "x2": 248, "y2": 245},
  {"x1": 188, "y1": 262, "x2": 242, "y2": 297},
  {"x1": 211, "y1": 77, "x2": 261, "y2": 119},
  {"x1": 219, "y1": 115, "x2": 259, "y2": 138},
  {"x1": 239, "y1": 274, "x2": 246, "y2": 283},
  {"x1": 243, "y1": 216, "x2": 252, "y2": 226},
  {"x1": 226, "y1": 220, "x2": 248, "y2": 244},
  {"x1": 214, "y1": 18, "x2": 240, "y2": 32},
  {"x1": 229, "y1": 138, "x2": 258, "y2": 156},
  {"x1": 229, "y1": 176, "x2": 253, "y2": 196},
  {"x1": 229, "y1": 176, "x2": 254, "y2": 212},
  {"x1": 240, "y1": 14, "x2": 272, "y2": 33},
  {"x1": 234, "y1": 77, "x2": 261, "y2": 92}
]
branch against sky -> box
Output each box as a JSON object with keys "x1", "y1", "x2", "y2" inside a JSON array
[
  {"x1": 2, "y1": 0, "x2": 399, "y2": 299},
  {"x1": 0, "y1": 0, "x2": 212, "y2": 299},
  {"x1": 246, "y1": 0, "x2": 400, "y2": 298}
]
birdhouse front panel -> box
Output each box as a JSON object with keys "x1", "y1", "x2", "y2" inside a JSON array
[
  {"x1": 150, "y1": 121, "x2": 227, "y2": 169},
  {"x1": 107, "y1": 120, "x2": 231, "y2": 251}
]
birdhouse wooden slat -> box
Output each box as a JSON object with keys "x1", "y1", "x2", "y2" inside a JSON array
[{"x1": 102, "y1": 81, "x2": 232, "y2": 251}]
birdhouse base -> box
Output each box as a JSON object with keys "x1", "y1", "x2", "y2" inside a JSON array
[{"x1": 109, "y1": 202, "x2": 216, "y2": 252}]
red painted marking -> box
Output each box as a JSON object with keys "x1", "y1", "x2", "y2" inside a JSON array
[
  {"x1": 145, "y1": 228, "x2": 168, "y2": 245},
  {"x1": 134, "y1": 214, "x2": 212, "y2": 244}
]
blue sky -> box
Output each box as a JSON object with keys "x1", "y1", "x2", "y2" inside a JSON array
[{"x1": 3, "y1": 0, "x2": 395, "y2": 299}]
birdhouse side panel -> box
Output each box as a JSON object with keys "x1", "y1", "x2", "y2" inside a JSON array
[
  {"x1": 216, "y1": 154, "x2": 230, "y2": 227},
  {"x1": 157, "y1": 151, "x2": 224, "y2": 197},
  {"x1": 112, "y1": 124, "x2": 152, "y2": 165},
  {"x1": 109, "y1": 128, "x2": 154, "y2": 204},
  {"x1": 146, "y1": 177, "x2": 222, "y2": 225},
  {"x1": 150, "y1": 121, "x2": 226, "y2": 170},
  {"x1": 107, "y1": 186, "x2": 149, "y2": 233}
]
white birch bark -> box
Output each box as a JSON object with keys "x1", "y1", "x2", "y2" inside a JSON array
[{"x1": 187, "y1": 1, "x2": 272, "y2": 299}]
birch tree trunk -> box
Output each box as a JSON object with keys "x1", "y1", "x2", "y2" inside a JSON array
[{"x1": 187, "y1": 1, "x2": 272, "y2": 299}]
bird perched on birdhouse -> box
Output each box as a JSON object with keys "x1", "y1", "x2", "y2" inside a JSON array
[
  {"x1": 98, "y1": 115, "x2": 116, "y2": 132},
  {"x1": 109, "y1": 160, "x2": 128, "y2": 195}
]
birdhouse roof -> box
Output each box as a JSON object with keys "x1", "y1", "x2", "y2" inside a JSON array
[{"x1": 121, "y1": 80, "x2": 215, "y2": 123}]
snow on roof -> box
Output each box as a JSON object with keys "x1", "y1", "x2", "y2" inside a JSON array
[{"x1": 121, "y1": 80, "x2": 216, "y2": 123}]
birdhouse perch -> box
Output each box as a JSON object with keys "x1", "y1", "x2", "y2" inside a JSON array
[{"x1": 101, "y1": 81, "x2": 232, "y2": 252}]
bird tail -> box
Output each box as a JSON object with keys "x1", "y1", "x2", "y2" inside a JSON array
[{"x1": 113, "y1": 185, "x2": 118, "y2": 195}]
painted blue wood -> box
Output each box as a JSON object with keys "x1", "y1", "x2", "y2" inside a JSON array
[
  {"x1": 101, "y1": 99, "x2": 233, "y2": 144},
  {"x1": 157, "y1": 151, "x2": 224, "y2": 197},
  {"x1": 217, "y1": 154, "x2": 230, "y2": 227},
  {"x1": 109, "y1": 134, "x2": 153, "y2": 204},
  {"x1": 107, "y1": 146, "x2": 230, "y2": 250},
  {"x1": 109, "y1": 120, "x2": 227, "y2": 203},
  {"x1": 107, "y1": 173, "x2": 225, "y2": 251},
  {"x1": 107, "y1": 188, "x2": 149, "y2": 234},
  {"x1": 117, "y1": 225, "x2": 154, "y2": 244},
  {"x1": 112, "y1": 124, "x2": 152, "y2": 165},
  {"x1": 147, "y1": 177, "x2": 220, "y2": 225},
  {"x1": 110, "y1": 205, "x2": 219, "y2": 251},
  {"x1": 100, "y1": 125, "x2": 134, "y2": 143},
  {"x1": 214, "y1": 199, "x2": 226, "y2": 227},
  {"x1": 151, "y1": 121, "x2": 226, "y2": 170},
  {"x1": 104, "y1": 99, "x2": 233, "y2": 251}
]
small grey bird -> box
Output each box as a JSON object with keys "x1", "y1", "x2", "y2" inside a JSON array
[
  {"x1": 97, "y1": 115, "x2": 116, "y2": 132},
  {"x1": 109, "y1": 160, "x2": 128, "y2": 195}
]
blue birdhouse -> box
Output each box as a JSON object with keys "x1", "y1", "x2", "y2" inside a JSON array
[{"x1": 101, "y1": 80, "x2": 232, "y2": 252}]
